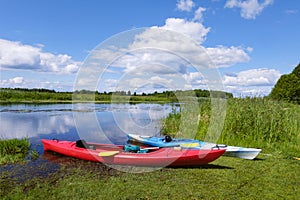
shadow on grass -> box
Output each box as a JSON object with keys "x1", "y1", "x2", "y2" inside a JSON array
[
  {"x1": 253, "y1": 157, "x2": 264, "y2": 161},
  {"x1": 169, "y1": 164, "x2": 233, "y2": 169}
]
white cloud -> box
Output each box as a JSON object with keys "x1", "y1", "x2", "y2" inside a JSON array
[
  {"x1": 10, "y1": 77, "x2": 24, "y2": 84},
  {"x1": 176, "y1": 0, "x2": 195, "y2": 12},
  {"x1": 225, "y1": 0, "x2": 274, "y2": 19},
  {"x1": 85, "y1": 18, "x2": 251, "y2": 93},
  {"x1": 76, "y1": 2, "x2": 253, "y2": 94},
  {"x1": 0, "y1": 39, "x2": 81, "y2": 74},
  {"x1": 182, "y1": 72, "x2": 207, "y2": 87},
  {"x1": 223, "y1": 68, "x2": 281, "y2": 86},
  {"x1": 0, "y1": 77, "x2": 24, "y2": 87},
  {"x1": 193, "y1": 7, "x2": 206, "y2": 22},
  {"x1": 129, "y1": 19, "x2": 250, "y2": 69},
  {"x1": 206, "y1": 46, "x2": 251, "y2": 67},
  {"x1": 223, "y1": 68, "x2": 281, "y2": 96},
  {"x1": 0, "y1": 76, "x2": 73, "y2": 91},
  {"x1": 160, "y1": 18, "x2": 210, "y2": 45},
  {"x1": 225, "y1": 85, "x2": 273, "y2": 97}
]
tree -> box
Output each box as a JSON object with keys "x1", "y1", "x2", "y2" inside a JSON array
[
  {"x1": 269, "y1": 63, "x2": 300, "y2": 103},
  {"x1": 292, "y1": 63, "x2": 300, "y2": 78}
]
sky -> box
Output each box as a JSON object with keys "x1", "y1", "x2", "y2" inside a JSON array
[{"x1": 0, "y1": 0, "x2": 299, "y2": 97}]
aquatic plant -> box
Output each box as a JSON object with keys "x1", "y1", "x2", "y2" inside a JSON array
[{"x1": 0, "y1": 138, "x2": 30, "y2": 165}]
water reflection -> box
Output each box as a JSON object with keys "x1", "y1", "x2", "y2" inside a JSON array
[
  {"x1": 0, "y1": 111, "x2": 75, "y2": 140},
  {"x1": 0, "y1": 103, "x2": 175, "y2": 148}
]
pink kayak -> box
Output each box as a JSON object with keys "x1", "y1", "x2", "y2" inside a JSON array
[{"x1": 42, "y1": 139, "x2": 225, "y2": 167}]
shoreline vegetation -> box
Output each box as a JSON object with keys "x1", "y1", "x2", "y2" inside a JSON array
[
  {"x1": 0, "y1": 138, "x2": 30, "y2": 165},
  {"x1": 0, "y1": 88, "x2": 232, "y2": 103},
  {"x1": 163, "y1": 97, "x2": 300, "y2": 157}
]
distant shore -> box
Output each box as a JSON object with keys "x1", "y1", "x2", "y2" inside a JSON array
[{"x1": 0, "y1": 88, "x2": 232, "y2": 104}]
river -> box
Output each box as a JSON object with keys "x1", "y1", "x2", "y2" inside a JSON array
[{"x1": 0, "y1": 103, "x2": 176, "y2": 154}]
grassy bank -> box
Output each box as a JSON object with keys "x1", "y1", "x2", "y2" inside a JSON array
[
  {"x1": 163, "y1": 97, "x2": 300, "y2": 157},
  {"x1": 1, "y1": 154, "x2": 299, "y2": 199},
  {"x1": 0, "y1": 138, "x2": 30, "y2": 165},
  {"x1": 0, "y1": 88, "x2": 231, "y2": 103}
]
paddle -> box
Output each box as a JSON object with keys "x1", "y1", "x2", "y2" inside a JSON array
[{"x1": 98, "y1": 151, "x2": 119, "y2": 156}]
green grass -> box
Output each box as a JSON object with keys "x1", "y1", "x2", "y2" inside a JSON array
[
  {"x1": 1, "y1": 154, "x2": 299, "y2": 199},
  {"x1": 163, "y1": 97, "x2": 300, "y2": 157},
  {"x1": 0, "y1": 138, "x2": 30, "y2": 165}
]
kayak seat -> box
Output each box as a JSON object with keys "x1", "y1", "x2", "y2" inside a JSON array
[{"x1": 76, "y1": 139, "x2": 89, "y2": 148}]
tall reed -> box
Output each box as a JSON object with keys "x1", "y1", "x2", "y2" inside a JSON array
[{"x1": 162, "y1": 98, "x2": 300, "y2": 156}]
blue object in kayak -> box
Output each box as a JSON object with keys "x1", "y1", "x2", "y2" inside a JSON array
[
  {"x1": 124, "y1": 144, "x2": 149, "y2": 153},
  {"x1": 127, "y1": 134, "x2": 205, "y2": 148}
]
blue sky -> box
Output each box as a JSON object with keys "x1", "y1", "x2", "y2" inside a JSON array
[{"x1": 0, "y1": 0, "x2": 299, "y2": 96}]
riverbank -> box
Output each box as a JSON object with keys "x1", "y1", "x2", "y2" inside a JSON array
[{"x1": 1, "y1": 153, "x2": 299, "y2": 199}]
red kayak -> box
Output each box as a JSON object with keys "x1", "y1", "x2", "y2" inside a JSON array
[{"x1": 42, "y1": 139, "x2": 225, "y2": 167}]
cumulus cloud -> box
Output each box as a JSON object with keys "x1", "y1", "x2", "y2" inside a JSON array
[
  {"x1": 159, "y1": 18, "x2": 210, "y2": 45},
  {"x1": 82, "y1": 16, "x2": 251, "y2": 93},
  {"x1": 206, "y1": 46, "x2": 251, "y2": 67},
  {"x1": 222, "y1": 68, "x2": 281, "y2": 96},
  {"x1": 0, "y1": 77, "x2": 25, "y2": 87},
  {"x1": 84, "y1": 27, "x2": 209, "y2": 93},
  {"x1": 0, "y1": 76, "x2": 73, "y2": 91},
  {"x1": 225, "y1": 0, "x2": 274, "y2": 19},
  {"x1": 76, "y1": 2, "x2": 252, "y2": 93},
  {"x1": 225, "y1": 85, "x2": 273, "y2": 97},
  {"x1": 10, "y1": 77, "x2": 24, "y2": 84},
  {"x1": 176, "y1": 0, "x2": 195, "y2": 12},
  {"x1": 223, "y1": 68, "x2": 281, "y2": 86},
  {"x1": 0, "y1": 39, "x2": 81, "y2": 74},
  {"x1": 182, "y1": 72, "x2": 207, "y2": 87}
]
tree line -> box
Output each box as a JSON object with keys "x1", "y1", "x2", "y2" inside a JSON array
[{"x1": 0, "y1": 88, "x2": 232, "y2": 102}]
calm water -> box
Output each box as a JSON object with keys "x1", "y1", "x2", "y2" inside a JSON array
[
  {"x1": 0, "y1": 103, "x2": 176, "y2": 154},
  {"x1": 0, "y1": 103, "x2": 179, "y2": 177}
]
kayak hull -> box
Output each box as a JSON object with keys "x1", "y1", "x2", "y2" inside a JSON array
[
  {"x1": 127, "y1": 134, "x2": 261, "y2": 160},
  {"x1": 42, "y1": 139, "x2": 225, "y2": 167},
  {"x1": 223, "y1": 147, "x2": 261, "y2": 160}
]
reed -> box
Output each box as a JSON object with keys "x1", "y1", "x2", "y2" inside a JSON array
[{"x1": 162, "y1": 97, "x2": 300, "y2": 156}]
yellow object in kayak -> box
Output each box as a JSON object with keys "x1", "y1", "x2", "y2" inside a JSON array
[
  {"x1": 98, "y1": 151, "x2": 119, "y2": 156},
  {"x1": 180, "y1": 143, "x2": 200, "y2": 148}
]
